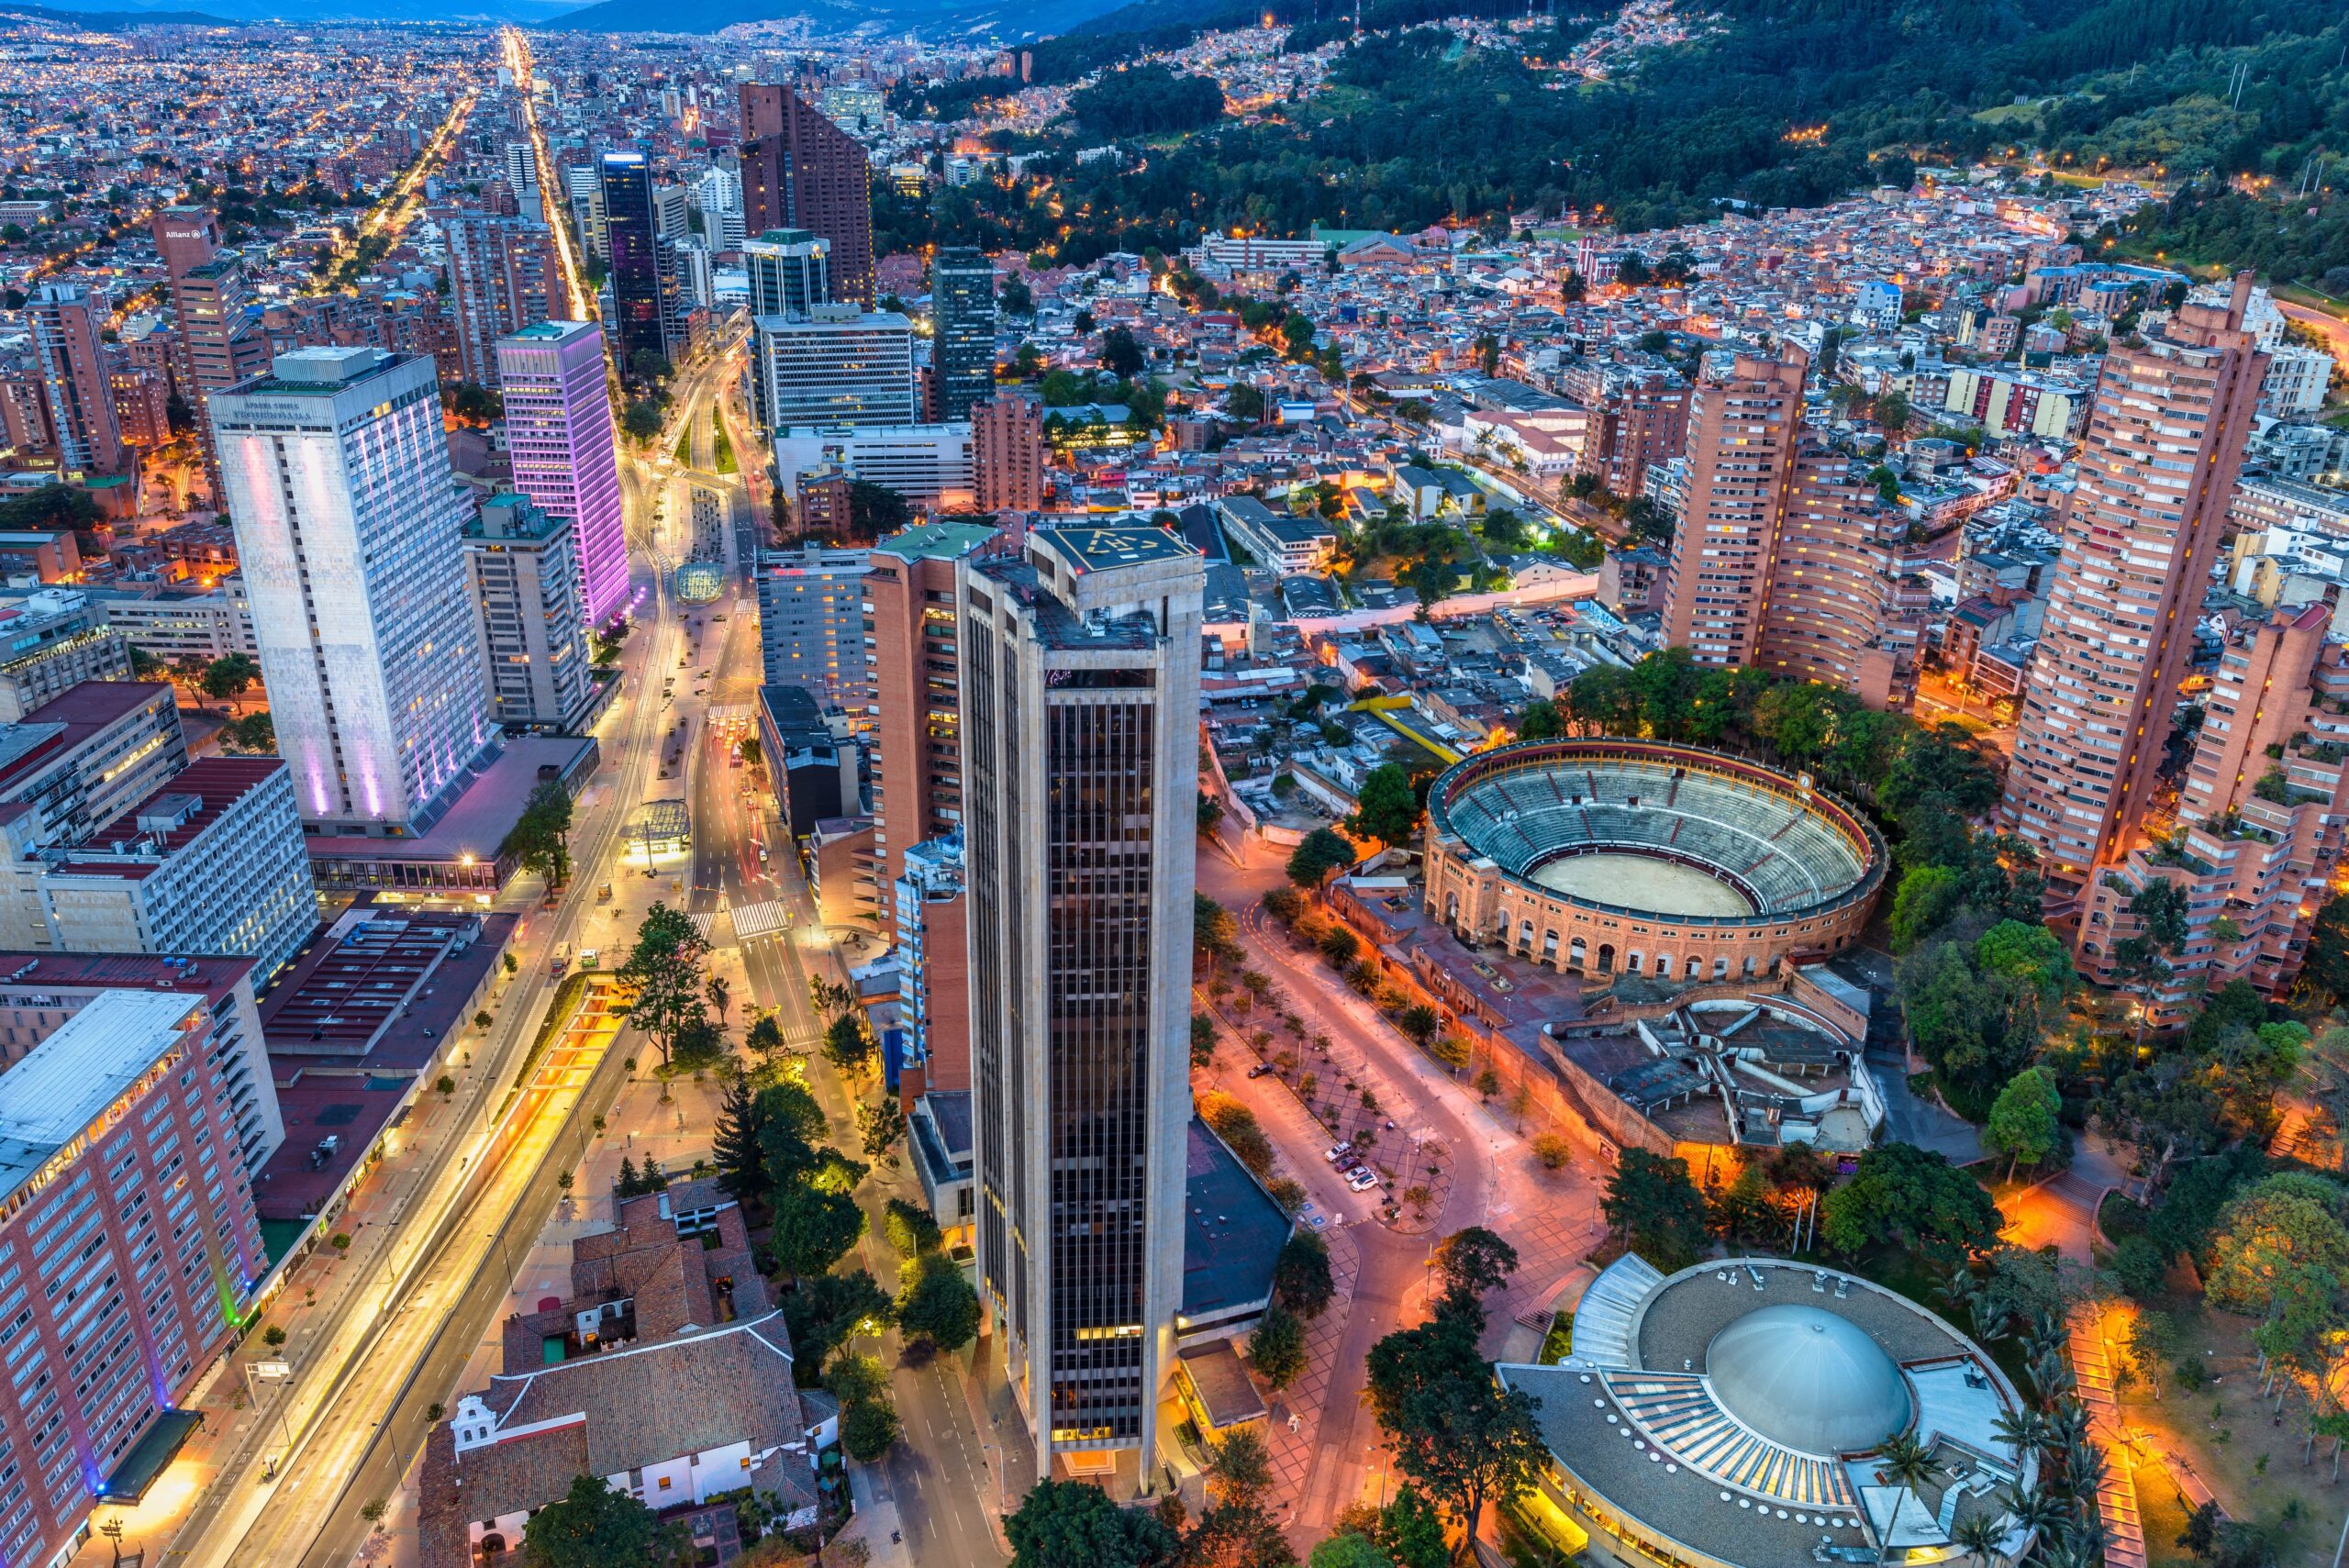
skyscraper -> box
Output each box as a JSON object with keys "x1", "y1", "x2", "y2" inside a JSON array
[
  {"x1": 866, "y1": 518, "x2": 999, "y2": 907},
  {"x1": 497, "y1": 320, "x2": 630, "y2": 628},
  {"x1": 463, "y1": 493, "x2": 596, "y2": 733},
  {"x1": 738, "y1": 82, "x2": 875, "y2": 305},
  {"x1": 2000, "y1": 274, "x2": 2269, "y2": 904},
  {"x1": 151, "y1": 206, "x2": 272, "y2": 498},
  {"x1": 439, "y1": 203, "x2": 562, "y2": 387},
  {"x1": 930, "y1": 248, "x2": 997, "y2": 421},
  {"x1": 1661, "y1": 347, "x2": 1809, "y2": 666},
  {"x1": 599, "y1": 150, "x2": 668, "y2": 370},
  {"x1": 26, "y1": 282, "x2": 123, "y2": 475},
  {"x1": 211, "y1": 347, "x2": 495, "y2": 835},
  {"x1": 743, "y1": 228, "x2": 830, "y2": 317},
  {"x1": 751, "y1": 306, "x2": 917, "y2": 432},
  {"x1": 959, "y1": 526, "x2": 1203, "y2": 1470},
  {"x1": 973, "y1": 392, "x2": 1046, "y2": 513}
]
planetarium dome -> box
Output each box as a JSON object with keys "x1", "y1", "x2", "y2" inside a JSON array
[{"x1": 1706, "y1": 1303, "x2": 1913, "y2": 1455}]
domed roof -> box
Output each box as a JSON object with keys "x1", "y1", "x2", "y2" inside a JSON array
[{"x1": 1705, "y1": 1303, "x2": 1911, "y2": 1455}]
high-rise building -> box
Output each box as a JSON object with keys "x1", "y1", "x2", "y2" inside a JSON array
[
  {"x1": 564, "y1": 162, "x2": 607, "y2": 261},
  {"x1": 1661, "y1": 347, "x2": 1809, "y2": 666},
  {"x1": 960, "y1": 526, "x2": 1203, "y2": 1470},
  {"x1": 211, "y1": 348, "x2": 495, "y2": 835},
  {"x1": 2080, "y1": 603, "x2": 2349, "y2": 1022},
  {"x1": 151, "y1": 206, "x2": 272, "y2": 500},
  {"x1": 866, "y1": 519, "x2": 998, "y2": 906},
  {"x1": 1753, "y1": 449, "x2": 1903, "y2": 696},
  {"x1": 439, "y1": 204, "x2": 562, "y2": 387},
  {"x1": 930, "y1": 248, "x2": 997, "y2": 421},
  {"x1": 463, "y1": 492, "x2": 596, "y2": 733},
  {"x1": 738, "y1": 82, "x2": 874, "y2": 305},
  {"x1": 973, "y1": 392, "x2": 1046, "y2": 512},
  {"x1": 751, "y1": 306, "x2": 916, "y2": 432},
  {"x1": 0, "y1": 983, "x2": 273, "y2": 1568},
  {"x1": 600, "y1": 150, "x2": 669, "y2": 369},
  {"x1": 25, "y1": 282, "x2": 123, "y2": 476},
  {"x1": 1574, "y1": 365, "x2": 1690, "y2": 499},
  {"x1": 894, "y1": 831, "x2": 969, "y2": 1105},
  {"x1": 1999, "y1": 275, "x2": 2269, "y2": 903},
  {"x1": 743, "y1": 228, "x2": 830, "y2": 317},
  {"x1": 496, "y1": 321, "x2": 630, "y2": 628},
  {"x1": 757, "y1": 542, "x2": 871, "y2": 707}
]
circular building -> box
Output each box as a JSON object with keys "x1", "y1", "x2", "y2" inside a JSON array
[
  {"x1": 1421, "y1": 740, "x2": 1886, "y2": 981},
  {"x1": 1499, "y1": 1255, "x2": 2037, "y2": 1568}
]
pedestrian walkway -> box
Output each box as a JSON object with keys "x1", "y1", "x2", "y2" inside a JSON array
[{"x1": 2070, "y1": 1304, "x2": 2148, "y2": 1568}]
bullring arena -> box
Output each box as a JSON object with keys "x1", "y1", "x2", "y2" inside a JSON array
[{"x1": 1421, "y1": 740, "x2": 1887, "y2": 980}]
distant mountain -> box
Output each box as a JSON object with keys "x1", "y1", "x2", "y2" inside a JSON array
[
  {"x1": 536, "y1": 0, "x2": 1128, "y2": 38},
  {"x1": 0, "y1": 1, "x2": 233, "y2": 25}
]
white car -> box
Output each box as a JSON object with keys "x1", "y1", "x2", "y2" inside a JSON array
[
  {"x1": 1346, "y1": 1170, "x2": 1380, "y2": 1192},
  {"x1": 1323, "y1": 1143, "x2": 1352, "y2": 1163}
]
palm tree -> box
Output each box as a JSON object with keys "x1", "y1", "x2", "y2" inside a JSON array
[
  {"x1": 1952, "y1": 1514, "x2": 2009, "y2": 1568},
  {"x1": 1991, "y1": 1407, "x2": 2051, "y2": 1461},
  {"x1": 1998, "y1": 1485, "x2": 2065, "y2": 1548},
  {"x1": 1876, "y1": 1432, "x2": 1941, "y2": 1562}
]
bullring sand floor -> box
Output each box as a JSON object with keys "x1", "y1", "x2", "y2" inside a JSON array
[{"x1": 1527, "y1": 851, "x2": 1756, "y2": 917}]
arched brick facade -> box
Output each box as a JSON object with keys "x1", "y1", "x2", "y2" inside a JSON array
[{"x1": 1423, "y1": 740, "x2": 1887, "y2": 979}]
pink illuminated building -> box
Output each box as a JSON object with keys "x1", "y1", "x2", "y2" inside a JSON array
[{"x1": 497, "y1": 321, "x2": 630, "y2": 628}]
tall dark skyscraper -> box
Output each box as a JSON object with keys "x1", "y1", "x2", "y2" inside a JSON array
[
  {"x1": 738, "y1": 83, "x2": 874, "y2": 305},
  {"x1": 599, "y1": 150, "x2": 667, "y2": 369},
  {"x1": 959, "y1": 526, "x2": 1204, "y2": 1471},
  {"x1": 930, "y1": 248, "x2": 997, "y2": 422}
]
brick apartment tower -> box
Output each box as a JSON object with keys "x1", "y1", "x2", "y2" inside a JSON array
[
  {"x1": 1576, "y1": 368, "x2": 1689, "y2": 499},
  {"x1": 972, "y1": 392, "x2": 1045, "y2": 512},
  {"x1": 738, "y1": 83, "x2": 874, "y2": 305},
  {"x1": 26, "y1": 282, "x2": 123, "y2": 476},
  {"x1": 152, "y1": 206, "x2": 271, "y2": 502},
  {"x1": 1999, "y1": 273, "x2": 2269, "y2": 906},
  {"x1": 1662, "y1": 347, "x2": 1809, "y2": 665},
  {"x1": 864, "y1": 518, "x2": 1000, "y2": 917},
  {"x1": 439, "y1": 205, "x2": 562, "y2": 387}
]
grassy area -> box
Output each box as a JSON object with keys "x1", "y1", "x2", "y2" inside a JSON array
[
  {"x1": 1536, "y1": 1313, "x2": 1575, "y2": 1364},
  {"x1": 2273, "y1": 281, "x2": 2349, "y2": 320},
  {"x1": 1970, "y1": 103, "x2": 2041, "y2": 125},
  {"x1": 673, "y1": 426, "x2": 692, "y2": 466},
  {"x1": 495, "y1": 970, "x2": 594, "y2": 1121},
  {"x1": 712, "y1": 406, "x2": 736, "y2": 475}
]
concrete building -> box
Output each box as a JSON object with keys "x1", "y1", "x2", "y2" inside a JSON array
[
  {"x1": 0, "y1": 757, "x2": 317, "y2": 984},
  {"x1": 772, "y1": 423, "x2": 974, "y2": 510},
  {"x1": 27, "y1": 282, "x2": 124, "y2": 476},
  {"x1": 893, "y1": 831, "x2": 968, "y2": 1102},
  {"x1": 756, "y1": 543, "x2": 870, "y2": 708},
  {"x1": 742, "y1": 228, "x2": 829, "y2": 317},
  {"x1": 496, "y1": 321, "x2": 629, "y2": 629},
  {"x1": 0, "y1": 587, "x2": 137, "y2": 721},
  {"x1": 0, "y1": 985, "x2": 272, "y2": 1568},
  {"x1": 211, "y1": 347, "x2": 496, "y2": 836},
  {"x1": 1217, "y1": 495, "x2": 1339, "y2": 575},
  {"x1": 2262, "y1": 342, "x2": 2333, "y2": 417},
  {"x1": 91, "y1": 581, "x2": 257, "y2": 663},
  {"x1": 1662, "y1": 347, "x2": 1809, "y2": 666},
  {"x1": 930, "y1": 248, "x2": 997, "y2": 421},
  {"x1": 0, "y1": 682, "x2": 187, "y2": 850},
  {"x1": 462, "y1": 493, "x2": 596, "y2": 734},
  {"x1": 865, "y1": 518, "x2": 997, "y2": 901},
  {"x1": 960, "y1": 525, "x2": 1204, "y2": 1473},
  {"x1": 738, "y1": 81, "x2": 874, "y2": 304},
  {"x1": 438, "y1": 205, "x2": 561, "y2": 388},
  {"x1": 2000, "y1": 276, "x2": 2269, "y2": 903},
  {"x1": 1572, "y1": 365, "x2": 1689, "y2": 500},
  {"x1": 752, "y1": 306, "x2": 917, "y2": 432},
  {"x1": 972, "y1": 392, "x2": 1045, "y2": 513},
  {"x1": 150, "y1": 206, "x2": 272, "y2": 499}
]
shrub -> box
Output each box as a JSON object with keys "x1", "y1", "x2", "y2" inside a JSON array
[
  {"x1": 1531, "y1": 1133, "x2": 1573, "y2": 1170},
  {"x1": 883, "y1": 1196, "x2": 943, "y2": 1257}
]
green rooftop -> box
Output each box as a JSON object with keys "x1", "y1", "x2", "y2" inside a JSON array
[{"x1": 875, "y1": 517, "x2": 999, "y2": 563}]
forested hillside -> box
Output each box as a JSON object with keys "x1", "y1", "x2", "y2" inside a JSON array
[{"x1": 880, "y1": 0, "x2": 2349, "y2": 285}]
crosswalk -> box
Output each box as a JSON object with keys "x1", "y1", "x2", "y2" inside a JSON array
[{"x1": 731, "y1": 900, "x2": 793, "y2": 940}]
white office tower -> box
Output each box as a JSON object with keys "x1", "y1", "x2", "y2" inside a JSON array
[
  {"x1": 753, "y1": 306, "x2": 917, "y2": 432},
  {"x1": 959, "y1": 526, "x2": 1205, "y2": 1474},
  {"x1": 211, "y1": 348, "x2": 495, "y2": 835}
]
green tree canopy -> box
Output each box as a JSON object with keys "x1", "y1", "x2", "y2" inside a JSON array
[
  {"x1": 1007, "y1": 1478, "x2": 1178, "y2": 1568},
  {"x1": 1599, "y1": 1148, "x2": 1709, "y2": 1269},
  {"x1": 897, "y1": 1250, "x2": 982, "y2": 1351},
  {"x1": 616, "y1": 904, "x2": 711, "y2": 1073},
  {"x1": 519, "y1": 1474, "x2": 692, "y2": 1568},
  {"x1": 1822, "y1": 1142, "x2": 2001, "y2": 1261},
  {"x1": 1982, "y1": 1065, "x2": 2064, "y2": 1174},
  {"x1": 1287, "y1": 826, "x2": 1355, "y2": 888},
  {"x1": 1349, "y1": 762, "x2": 1422, "y2": 848}
]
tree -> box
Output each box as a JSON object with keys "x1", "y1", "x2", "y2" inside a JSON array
[
  {"x1": 519, "y1": 1474, "x2": 692, "y2": 1568},
  {"x1": 1275, "y1": 1229, "x2": 1337, "y2": 1318},
  {"x1": 1199, "y1": 791, "x2": 1227, "y2": 836},
  {"x1": 1349, "y1": 762, "x2": 1421, "y2": 847},
  {"x1": 1364, "y1": 1311, "x2": 1546, "y2": 1562},
  {"x1": 502, "y1": 779, "x2": 573, "y2": 888},
  {"x1": 841, "y1": 1396, "x2": 902, "y2": 1461},
  {"x1": 710, "y1": 1072, "x2": 765, "y2": 1206},
  {"x1": 1600, "y1": 1149, "x2": 1709, "y2": 1269},
  {"x1": 825, "y1": 1011, "x2": 876, "y2": 1075},
  {"x1": 766, "y1": 1177, "x2": 866, "y2": 1279},
  {"x1": 1310, "y1": 1537, "x2": 1395, "y2": 1568},
  {"x1": 1889, "y1": 865, "x2": 1961, "y2": 951},
  {"x1": 200, "y1": 651, "x2": 260, "y2": 709},
  {"x1": 884, "y1": 1195, "x2": 943, "y2": 1255},
  {"x1": 848, "y1": 479, "x2": 912, "y2": 540},
  {"x1": 897, "y1": 1250, "x2": 982, "y2": 1351},
  {"x1": 1517, "y1": 699, "x2": 1563, "y2": 741},
  {"x1": 1007, "y1": 1479, "x2": 1178, "y2": 1568},
  {"x1": 2205, "y1": 1173, "x2": 2349, "y2": 1316},
  {"x1": 1251, "y1": 1300, "x2": 1308, "y2": 1389},
  {"x1": 1099, "y1": 324, "x2": 1145, "y2": 378},
  {"x1": 1983, "y1": 1066, "x2": 2063, "y2": 1176},
  {"x1": 615, "y1": 905, "x2": 710, "y2": 1072},
  {"x1": 1433, "y1": 1227, "x2": 1519, "y2": 1317},
  {"x1": 745, "y1": 1014, "x2": 785, "y2": 1062},
  {"x1": 1287, "y1": 827, "x2": 1354, "y2": 888},
  {"x1": 621, "y1": 399, "x2": 662, "y2": 441},
  {"x1": 780, "y1": 1269, "x2": 893, "y2": 1369},
  {"x1": 2304, "y1": 897, "x2": 2349, "y2": 1001},
  {"x1": 1821, "y1": 1142, "x2": 2001, "y2": 1261},
  {"x1": 858, "y1": 1095, "x2": 907, "y2": 1156}
]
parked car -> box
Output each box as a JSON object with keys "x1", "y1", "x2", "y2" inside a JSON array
[
  {"x1": 1324, "y1": 1143, "x2": 1352, "y2": 1163},
  {"x1": 1246, "y1": 1063, "x2": 1272, "y2": 1079},
  {"x1": 1347, "y1": 1170, "x2": 1380, "y2": 1192}
]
